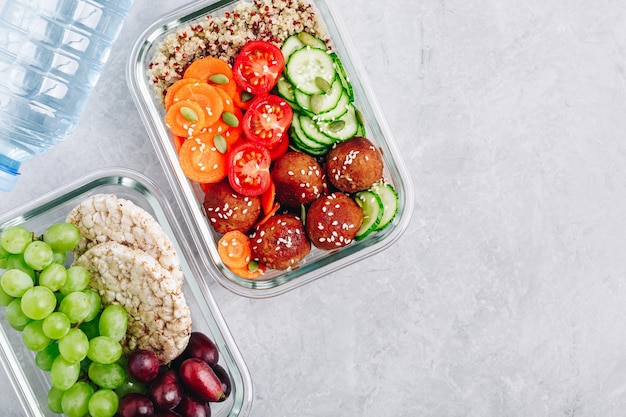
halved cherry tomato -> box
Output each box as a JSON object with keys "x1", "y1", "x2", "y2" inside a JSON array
[
  {"x1": 233, "y1": 40, "x2": 284, "y2": 95},
  {"x1": 266, "y1": 134, "x2": 289, "y2": 161},
  {"x1": 242, "y1": 94, "x2": 293, "y2": 148},
  {"x1": 228, "y1": 142, "x2": 272, "y2": 196}
]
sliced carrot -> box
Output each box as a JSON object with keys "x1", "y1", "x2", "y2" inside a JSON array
[
  {"x1": 260, "y1": 179, "x2": 275, "y2": 216},
  {"x1": 217, "y1": 231, "x2": 252, "y2": 270},
  {"x1": 165, "y1": 100, "x2": 206, "y2": 138},
  {"x1": 253, "y1": 202, "x2": 280, "y2": 229},
  {"x1": 229, "y1": 262, "x2": 266, "y2": 279},
  {"x1": 178, "y1": 131, "x2": 228, "y2": 184},
  {"x1": 204, "y1": 101, "x2": 243, "y2": 146},
  {"x1": 184, "y1": 56, "x2": 237, "y2": 97},
  {"x1": 164, "y1": 77, "x2": 204, "y2": 111},
  {"x1": 173, "y1": 82, "x2": 224, "y2": 127},
  {"x1": 172, "y1": 135, "x2": 185, "y2": 153},
  {"x1": 215, "y1": 87, "x2": 236, "y2": 113},
  {"x1": 232, "y1": 85, "x2": 253, "y2": 111}
]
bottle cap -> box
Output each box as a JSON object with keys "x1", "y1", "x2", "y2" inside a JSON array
[{"x1": 0, "y1": 154, "x2": 20, "y2": 192}]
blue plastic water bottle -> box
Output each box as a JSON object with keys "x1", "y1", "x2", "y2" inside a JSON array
[{"x1": 0, "y1": 0, "x2": 132, "y2": 192}]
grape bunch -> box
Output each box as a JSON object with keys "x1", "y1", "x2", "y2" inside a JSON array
[
  {"x1": 0, "y1": 223, "x2": 127, "y2": 417},
  {"x1": 118, "y1": 331, "x2": 232, "y2": 417}
]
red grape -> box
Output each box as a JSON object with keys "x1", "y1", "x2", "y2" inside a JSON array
[
  {"x1": 180, "y1": 332, "x2": 219, "y2": 366},
  {"x1": 175, "y1": 393, "x2": 211, "y2": 417},
  {"x1": 118, "y1": 393, "x2": 154, "y2": 417},
  {"x1": 155, "y1": 411, "x2": 183, "y2": 417},
  {"x1": 211, "y1": 364, "x2": 231, "y2": 401},
  {"x1": 150, "y1": 369, "x2": 183, "y2": 410},
  {"x1": 179, "y1": 358, "x2": 224, "y2": 402},
  {"x1": 127, "y1": 349, "x2": 161, "y2": 383}
]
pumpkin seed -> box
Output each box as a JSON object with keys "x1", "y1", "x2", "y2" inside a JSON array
[
  {"x1": 297, "y1": 31, "x2": 320, "y2": 47},
  {"x1": 214, "y1": 134, "x2": 228, "y2": 154},
  {"x1": 209, "y1": 73, "x2": 229, "y2": 85},
  {"x1": 180, "y1": 106, "x2": 198, "y2": 122},
  {"x1": 314, "y1": 76, "x2": 331, "y2": 94},
  {"x1": 309, "y1": 94, "x2": 325, "y2": 114},
  {"x1": 241, "y1": 91, "x2": 254, "y2": 102},
  {"x1": 248, "y1": 260, "x2": 259, "y2": 273},
  {"x1": 222, "y1": 111, "x2": 239, "y2": 127},
  {"x1": 328, "y1": 120, "x2": 345, "y2": 132},
  {"x1": 300, "y1": 204, "x2": 307, "y2": 226}
]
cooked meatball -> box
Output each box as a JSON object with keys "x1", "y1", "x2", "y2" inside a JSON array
[
  {"x1": 326, "y1": 136, "x2": 383, "y2": 192},
  {"x1": 271, "y1": 151, "x2": 323, "y2": 208},
  {"x1": 203, "y1": 179, "x2": 261, "y2": 234},
  {"x1": 250, "y1": 213, "x2": 311, "y2": 270},
  {"x1": 305, "y1": 192, "x2": 363, "y2": 250}
]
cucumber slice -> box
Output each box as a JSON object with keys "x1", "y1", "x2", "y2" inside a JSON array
[
  {"x1": 330, "y1": 52, "x2": 354, "y2": 102},
  {"x1": 290, "y1": 114, "x2": 330, "y2": 155},
  {"x1": 355, "y1": 190, "x2": 383, "y2": 240},
  {"x1": 356, "y1": 121, "x2": 366, "y2": 137},
  {"x1": 299, "y1": 114, "x2": 335, "y2": 146},
  {"x1": 276, "y1": 75, "x2": 296, "y2": 102},
  {"x1": 286, "y1": 46, "x2": 336, "y2": 95},
  {"x1": 370, "y1": 182, "x2": 398, "y2": 231},
  {"x1": 317, "y1": 103, "x2": 359, "y2": 142},
  {"x1": 281, "y1": 32, "x2": 326, "y2": 60},
  {"x1": 312, "y1": 91, "x2": 349, "y2": 122},
  {"x1": 295, "y1": 77, "x2": 344, "y2": 115},
  {"x1": 276, "y1": 75, "x2": 302, "y2": 112}
]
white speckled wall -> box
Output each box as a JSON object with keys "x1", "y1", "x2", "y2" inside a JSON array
[{"x1": 2, "y1": 0, "x2": 626, "y2": 416}]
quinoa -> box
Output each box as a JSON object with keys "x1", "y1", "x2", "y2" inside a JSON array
[{"x1": 147, "y1": 0, "x2": 329, "y2": 102}]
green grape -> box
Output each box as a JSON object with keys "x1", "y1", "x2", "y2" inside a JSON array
[
  {"x1": 58, "y1": 291, "x2": 91, "y2": 323},
  {"x1": 39, "y1": 263, "x2": 67, "y2": 291},
  {"x1": 43, "y1": 222, "x2": 81, "y2": 252},
  {"x1": 0, "y1": 244, "x2": 8, "y2": 268},
  {"x1": 50, "y1": 355, "x2": 80, "y2": 391},
  {"x1": 5, "y1": 298, "x2": 31, "y2": 330},
  {"x1": 0, "y1": 284, "x2": 14, "y2": 306},
  {"x1": 87, "y1": 336, "x2": 123, "y2": 364},
  {"x1": 88, "y1": 388, "x2": 119, "y2": 417},
  {"x1": 36, "y1": 342, "x2": 60, "y2": 371},
  {"x1": 58, "y1": 328, "x2": 89, "y2": 363},
  {"x1": 23, "y1": 240, "x2": 54, "y2": 271},
  {"x1": 47, "y1": 386, "x2": 65, "y2": 414},
  {"x1": 83, "y1": 289, "x2": 102, "y2": 322},
  {"x1": 60, "y1": 265, "x2": 90, "y2": 294},
  {"x1": 80, "y1": 316, "x2": 101, "y2": 340},
  {"x1": 61, "y1": 381, "x2": 94, "y2": 417},
  {"x1": 21, "y1": 286, "x2": 57, "y2": 320},
  {"x1": 88, "y1": 361, "x2": 127, "y2": 389},
  {"x1": 51, "y1": 251, "x2": 67, "y2": 265},
  {"x1": 99, "y1": 304, "x2": 128, "y2": 341},
  {"x1": 115, "y1": 376, "x2": 148, "y2": 397},
  {"x1": 0, "y1": 225, "x2": 32, "y2": 254},
  {"x1": 1, "y1": 268, "x2": 34, "y2": 297},
  {"x1": 42, "y1": 311, "x2": 71, "y2": 339},
  {"x1": 22, "y1": 320, "x2": 51, "y2": 351},
  {"x1": 5, "y1": 254, "x2": 35, "y2": 279}
]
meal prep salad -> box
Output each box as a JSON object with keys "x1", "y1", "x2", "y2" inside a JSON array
[{"x1": 147, "y1": 0, "x2": 399, "y2": 279}]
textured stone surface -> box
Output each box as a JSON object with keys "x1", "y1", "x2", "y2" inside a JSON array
[{"x1": 3, "y1": 0, "x2": 626, "y2": 416}]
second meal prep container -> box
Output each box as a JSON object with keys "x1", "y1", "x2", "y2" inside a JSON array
[{"x1": 0, "y1": 169, "x2": 253, "y2": 417}]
